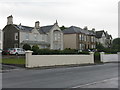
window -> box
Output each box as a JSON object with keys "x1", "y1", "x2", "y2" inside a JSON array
[
  {"x1": 93, "y1": 45, "x2": 96, "y2": 48},
  {"x1": 25, "y1": 33, "x2": 29, "y2": 40},
  {"x1": 41, "y1": 45, "x2": 45, "y2": 49},
  {"x1": 81, "y1": 35, "x2": 84, "y2": 41},
  {"x1": 79, "y1": 44, "x2": 82, "y2": 50},
  {"x1": 34, "y1": 33, "x2": 38, "y2": 41},
  {"x1": 84, "y1": 35, "x2": 86, "y2": 41},
  {"x1": 15, "y1": 33, "x2": 18, "y2": 40},
  {"x1": 79, "y1": 34, "x2": 82, "y2": 40},
  {"x1": 86, "y1": 36, "x2": 87, "y2": 41},
  {"x1": 54, "y1": 33, "x2": 57, "y2": 41},
  {"x1": 82, "y1": 44, "x2": 85, "y2": 50},
  {"x1": 54, "y1": 32, "x2": 61, "y2": 41},
  {"x1": 91, "y1": 36, "x2": 94, "y2": 42},
  {"x1": 58, "y1": 33, "x2": 61, "y2": 39},
  {"x1": 53, "y1": 31, "x2": 61, "y2": 41},
  {"x1": 87, "y1": 36, "x2": 90, "y2": 42},
  {"x1": 54, "y1": 44, "x2": 60, "y2": 50}
]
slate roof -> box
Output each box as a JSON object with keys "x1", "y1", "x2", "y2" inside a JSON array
[
  {"x1": 14, "y1": 24, "x2": 33, "y2": 32},
  {"x1": 13, "y1": 24, "x2": 54, "y2": 34},
  {"x1": 95, "y1": 30, "x2": 112, "y2": 39},
  {"x1": 63, "y1": 26, "x2": 95, "y2": 35},
  {"x1": 39, "y1": 25, "x2": 54, "y2": 33},
  {"x1": 95, "y1": 30, "x2": 104, "y2": 38}
]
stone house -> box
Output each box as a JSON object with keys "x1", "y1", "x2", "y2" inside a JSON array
[
  {"x1": 63, "y1": 26, "x2": 96, "y2": 50},
  {"x1": 95, "y1": 30, "x2": 112, "y2": 48},
  {"x1": 3, "y1": 15, "x2": 63, "y2": 50}
]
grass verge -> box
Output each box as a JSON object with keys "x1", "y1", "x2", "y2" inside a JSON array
[{"x1": 1, "y1": 58, "x2": 25, "y2": 65}]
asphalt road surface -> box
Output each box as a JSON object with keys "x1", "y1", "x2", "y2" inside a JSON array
[{"x1": 2, "y1": 63, "x2": 119, "y2": 88}]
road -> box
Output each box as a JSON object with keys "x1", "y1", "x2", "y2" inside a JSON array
[{"x1": 2, "y1": 63, "x2": 119, "y2": 88}]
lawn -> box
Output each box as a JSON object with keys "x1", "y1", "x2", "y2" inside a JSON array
[{"x1": 1, "y1": 58, "x2": 25, "y2": 65}]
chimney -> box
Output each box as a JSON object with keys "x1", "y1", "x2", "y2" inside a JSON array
[
  {"x1": 7, "y1": 15, "x2": 13, "y2": 25},
  {"x1": 106, "y1": 31, "x2": 108, "y2": 34},
  {"x1": 55, "y1": 20, "x2": 58, "y2": 25},
  {"x1": 92, "y1": 28, "x2": 95, "y2": 32},
  {"x1": 83, "y1": 26, "x2": 88, "y2": 30},
  {"x1": 35, "y1": 21, "x2": 40, "y2": 29}
]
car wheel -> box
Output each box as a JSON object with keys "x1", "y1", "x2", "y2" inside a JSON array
[{"x1": 15, "y1": 53, "x2": 18, "y2": 56}]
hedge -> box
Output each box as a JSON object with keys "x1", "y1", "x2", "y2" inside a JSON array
[{"x1": 32, "y1": 49, "x2": 89, "y2": 55}]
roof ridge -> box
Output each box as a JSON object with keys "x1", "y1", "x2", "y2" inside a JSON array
[{"x1": 14, "y1": 24, "x2": 33, "y2": 28}]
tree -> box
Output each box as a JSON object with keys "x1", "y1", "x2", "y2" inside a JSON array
[
  {"x1": 23, "y1": 44, "x2": 31, "y2": 50},
  {"x1": 111, "y1": 38, "x2": 120, "y2": 52},
  {"x1": 96, "y1": 42, "x2": 105, "y2": 52},
  {"x1": 60, "y1": 26, "x2": 67, "y2": 30}
]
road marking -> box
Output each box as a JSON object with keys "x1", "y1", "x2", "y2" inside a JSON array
[{"x1": 72, "y1": 77, "x2": 118, "y2": 88}]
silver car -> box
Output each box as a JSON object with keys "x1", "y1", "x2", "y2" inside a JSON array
[{"x1": 9, "y1": 48, "x2": 25, "y2": 55}]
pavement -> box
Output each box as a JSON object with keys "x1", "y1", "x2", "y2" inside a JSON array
[
  {"x1": 72, "y1": 77, "x2": 118, "y2": 88},
  {"x1": 2, "y1": 63, "x2": 119, "y2": 88}
]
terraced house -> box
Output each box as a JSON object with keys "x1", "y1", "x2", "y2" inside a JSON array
[
  {"x1": 63, "y1": 26, "x2": 96, "y2": 50},
  {"x1": 3, "y1": 15, "x2": 63, "y2": 50}
]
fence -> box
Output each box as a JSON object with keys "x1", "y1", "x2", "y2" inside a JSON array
[
  {"x1": 100, "y1": 52, "x2": 120, "y2": 63},
  {"x1": 25, "y1": 51, "x2": 94, "y2": 68}
]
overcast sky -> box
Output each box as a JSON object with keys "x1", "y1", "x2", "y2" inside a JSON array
[{"x1": 0, "y1": 0, "x2": 119, "y2": 39}]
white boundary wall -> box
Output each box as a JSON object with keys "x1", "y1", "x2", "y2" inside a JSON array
[
  {"x1": 25, "y1": 51, "x2": 94, "y2": 68},
  {"x1": 0, "y1": 51, "x2": 2, "y2": 89},
  {"x1": 100, "y1": 52, "x2": 120, "y2": 63}
]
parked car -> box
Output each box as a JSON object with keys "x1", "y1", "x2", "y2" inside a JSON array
[
  {"x1": 2, "y1": 48, "x2": 12, "y2": 55},
  {"x1": 9, "y1": 48, "x2": 25, "y2": 55}
]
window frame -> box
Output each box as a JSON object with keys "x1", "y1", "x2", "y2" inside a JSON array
[{"x1": 15, "y1": 33, "x2": 18, "y2": 40}]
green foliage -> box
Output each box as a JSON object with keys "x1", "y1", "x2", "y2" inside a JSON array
[
  {"x1": 23, "y1": 44, "x2": 31, "y2": 50},
  {"x1": 2, "y1": 58, "x2": 25, "y2": 65},
  {"x1": 36, "y1": 48, "x2": 89, "y2": 55},
  {"x1": 111, "y1": 38, "x2": 120, "y2": 52},
  {"x1": 60, "y1": 26, "x2": 67, "y2": 30},
  {"x1": 94, "y1": 52, "x2": 102, "y2": 63},
  {"x1": 32, "y1": 45, "x2": 39, "y2": 54},
  {"x1": 96, "y1": 43, "x2": 105, "y2": 52}
]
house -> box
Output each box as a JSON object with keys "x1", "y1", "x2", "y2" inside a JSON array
[
  {"x1": 95, "y1": 30, "x2": 112, "y2": 48},
  {"x1": 63, "y1": 26, "x2": 96, "y2": 50},
  {"x1": 3, "y1": 15, "x2": 63, "y2": 50},
  {"x1": 0, "y1": 29, "x2": 3, "y2": 50}
]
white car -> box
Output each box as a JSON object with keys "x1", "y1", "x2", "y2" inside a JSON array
[{"x1": 9, "y1": 48, "x2": 25, "y2": 55}]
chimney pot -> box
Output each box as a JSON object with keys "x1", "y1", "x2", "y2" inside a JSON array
[
  {"x1": 7, "y1": 15, "x2": 13, "y2": 25},
  {"x1": 35, "y1": 21, "x2": 40, "y2": 29}
]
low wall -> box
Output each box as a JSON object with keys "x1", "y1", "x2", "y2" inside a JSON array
[
  {"x1": 100, "y1": 52, "x2": 120, "y2": 63},
  {"x1": 25, "y1": 51, "x2": 94, "y2": 68}
]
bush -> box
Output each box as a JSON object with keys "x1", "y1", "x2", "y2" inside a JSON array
[
  {"x1": 96, "y1": 43, "x2": 105, "y2": 52},
  {"x1": 36, "y1": 48, "x2": 89, "y2": 55},
  {"x1": 94, "y1": 52, "x2": 102, "y2": 63},
  {"x1": 32, "y1": 45, "x2": 39, "y2": 55},
  {"x1": 60, "y1": 48, "x2": 78, "y2": 54},
  {"x1": 23, "y1": 44, "x2": 31, "y2": 50}
]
